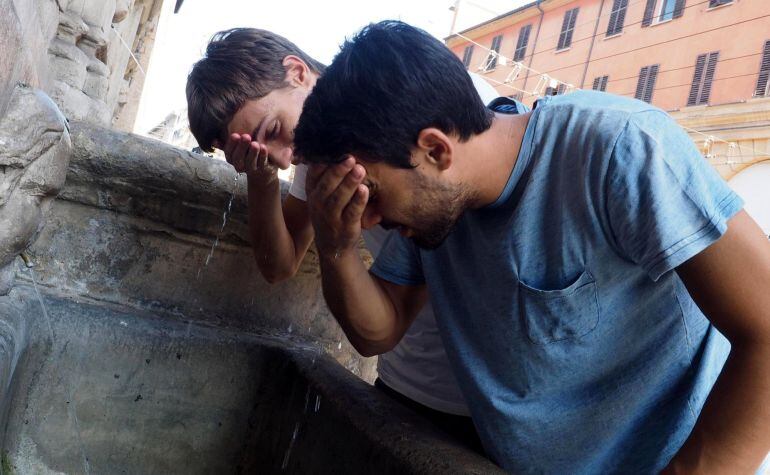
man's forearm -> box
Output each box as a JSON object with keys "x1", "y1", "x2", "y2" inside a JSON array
[
  {"x1": 247, "y1": 174, "x2": 301, "y2": 282},
  {"x1": 318, "y1": 249, "x2": 402, "y2": 357},
  {"x1": 665, "y1": 343, "x2": 770, "y2": 474}
]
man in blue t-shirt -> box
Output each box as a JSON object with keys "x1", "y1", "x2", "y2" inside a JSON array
[{"x1": 293, "y1": 21, "x2": 770, "y2": 474}]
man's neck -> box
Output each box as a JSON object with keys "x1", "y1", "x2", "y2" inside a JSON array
[{"x1": 461, "y1": 111, "x2": 531, "y2": 208}]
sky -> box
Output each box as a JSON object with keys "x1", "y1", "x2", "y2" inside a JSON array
[{"x1": 133, "y1": 0, "x2": 530, "y2": 134}]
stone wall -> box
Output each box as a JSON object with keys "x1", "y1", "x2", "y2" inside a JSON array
[
  {"x1": 0, "y1": 0, "x2": 60, "y2": 117},
  {"x1": 1, "y1": 0, "x2": 165, "y2": 130}
]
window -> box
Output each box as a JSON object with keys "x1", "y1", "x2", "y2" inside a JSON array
[
  {"x1": 606, "y1": 0, "x2": 628, "y2": 36},
  {"x1": 755, "y1": 40, "x2": 770, "y2": 97},
  {"x1": 545, "y1": 84, "x2": 567, "y2": 96},
  {"x1": 634, "y1": 65, "x2": 659, "y2": 103},
  {"x1": 642, "y1": 0, "x2": 685, "y2": 27},
  {"x1": 687, "y1": 52, "x2": 719, "y2": 106},
  {"x1": 658, "y1": 0, "x2": 677, "y2": 22},
  {"x1": 462, "y1": 45, "x2": 474, "y2": 68},
  {"x1": 514, "y1": 25, "x2": 532, "y2": 62},
  {"x1": 709, "y1": 0, "x2": 732, "y2": 7},
  {"x1": 592, "y1": 75, "x2": 609, "y2": 92},
  {"x1": 482, "y1": 35, "x2": 503, "y2": 71},
  {"x1": 557, "y1": 8, "x2": 579, "y2": 50}
]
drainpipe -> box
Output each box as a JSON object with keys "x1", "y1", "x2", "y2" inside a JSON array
[
  {"x1": 522, "y1": 0, "x2": 545, "y2": 95},
  {"x1": 449, "y1": 0, "x2": 461, "y2": 35},
  {"x1": 580, "y1": 0, "x2": 607, "y2": 89}
]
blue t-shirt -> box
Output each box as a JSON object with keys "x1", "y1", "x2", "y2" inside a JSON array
[{"x1": 371, "y1": 90, "x2": 743, "y2": 474}]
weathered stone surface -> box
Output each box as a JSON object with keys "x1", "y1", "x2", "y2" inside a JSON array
[
  {"x1": 111, "y1": 0, "x2": 163, "y2": 131},
  {"x1": 113, "y1": 0, "x2": 131, "y2": 22},
  {"x1": 0, "y1": 85, "x2": 71, "y2": 295},
  {"x1": 3, "y1": 0, "x2": 154, "y2": 128},
  {"x1": 1, "y1": 289, "x2": 501, "y2": 474},
  {"x1": 0, "y1": 0, "x2": 23, "y2": 118},
  {"x1": 69, "y1": 0, "x2": 117, "y2": 29},
  {"x1": 27, "y1": 121, "x2": 377, "y2": 381},
  {"x1": 48, "y1": 79, "x2": 91, "y2": 120}
]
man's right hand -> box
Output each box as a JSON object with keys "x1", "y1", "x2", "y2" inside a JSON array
[
  {"x1": 306, "y1": 157, "x2": 369, "y2": 260},
  {"x1": 222, "y1": 133, "x2": 275, "y2": 183}
]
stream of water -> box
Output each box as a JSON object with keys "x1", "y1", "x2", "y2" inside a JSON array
[
  {"x1": 27, "y1": 266, "x2": 92, "y2": 475},
  {"x1": 197, "y1": 174, "x2": 239, "y2": 280}
]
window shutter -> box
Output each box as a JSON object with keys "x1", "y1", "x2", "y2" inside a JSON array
[
  {"x1": 755, "y1": 40, "x2": 770, "y2": 97},
  {"x1": 643, "y1": 65, "x2": 659, "y2": 103},
  {"x1": 514, "y1": 25, "x2": 531, "y2": 61},
  {"x1": 607, "y1": 0, "x2": 628, "y2": 36},
  {"x1": 565, "y1": 8, "x2": 579, "y2": 47},
  {"x1": 557, "y1": 11, "x2": 570, "y2": 50},
  {"x1": 592, "y1": 76, "x2": 608, "y2": 91},
  {"x1": 635, "y1": 66, "x2": 649, "y2": 99},
  {"x1": 642, "y1": 0, "x2": 656, "y2": 27},
  {"x1": 558, "y1": 9, "x2": 579, "y2": 50},
  {"x1": 673, "y1": 0, "x2": 686, "y2": 19},
  {"x1": 700, "y1": 52, "x2": 719, "y2": 104},
  {"x1": 462, "y1": 45, "x2": 474, "y2": 68},
  {"x1": 687, "y1": 54, "x2": 707, "y2": 106},
  {"x1": 484, "y1": 36, "x2": 502, "y2": 71}
]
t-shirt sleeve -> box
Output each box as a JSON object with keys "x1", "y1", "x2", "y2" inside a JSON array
[
  {"x1": 288, "y1": 163, "x2": 308, "y2": 201},
  {"x1": 369, "y1": 232, "x2": 426, "y2": 286},
  {"x1": 605, "y1": 110, "x2": 744, "y2": 281}
]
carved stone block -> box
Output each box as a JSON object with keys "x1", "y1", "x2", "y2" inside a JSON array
[{"x1": 0, "y1": 85, "x2": 72, "y2": 295}]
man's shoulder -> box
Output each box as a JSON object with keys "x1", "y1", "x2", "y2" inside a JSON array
[
  {"x1": 537, "y1": 90, "x2": 664, "y2": 132},
  {"x1": 535, "y1": 91, "x2": 672, "y2": 154},
  {"x1": 544, "y1": 90, "x2": 657, "y2": 114}
]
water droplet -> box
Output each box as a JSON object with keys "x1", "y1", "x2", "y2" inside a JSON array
[{"x1": 314, "y1": 395, "x2": 321, "y2": 412}]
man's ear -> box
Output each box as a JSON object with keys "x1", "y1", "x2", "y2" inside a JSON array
[
  {"x1": 416, "y1": 128, "x2": 453, "y2": 171},
  {"x1": 282, "y1": 55, "x2": 312, "y2": 88}
]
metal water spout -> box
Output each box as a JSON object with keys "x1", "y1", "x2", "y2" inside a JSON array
[{"x1": 19, "y1": 252, "x2": 34, "y2": 268}]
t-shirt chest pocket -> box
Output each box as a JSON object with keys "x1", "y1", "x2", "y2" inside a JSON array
[{"x1": 517, "y1": 269, "x2": 600, "y2": 345}]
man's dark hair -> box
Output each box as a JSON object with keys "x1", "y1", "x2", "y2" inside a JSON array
[
  {"x1": 186, "y1": 28, "x2": 325, "y2": 152},
  {"x1": 294, "y1": 21, "x2": 493, "y2": 168}
]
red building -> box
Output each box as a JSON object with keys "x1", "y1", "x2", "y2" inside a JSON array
[{"x1": 447, "y1": 0, "x2": 770, "y2": 180}]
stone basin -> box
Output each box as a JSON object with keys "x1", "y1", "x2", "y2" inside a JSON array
[
  {"x1": 0, "y1": 285, "x2": 499, "y2": 474},
  {"x1": 0, "y1": 119, "x2": 502, "y2": 474}
]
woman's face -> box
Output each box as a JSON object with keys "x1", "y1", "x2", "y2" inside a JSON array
[{"x1": 225, "y1": 84, "x2": 310, "y2": 170}]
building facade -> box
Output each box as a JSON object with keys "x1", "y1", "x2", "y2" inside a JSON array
[{"x1": 446, "y1": 0, "x2": 770, "y2": 179}]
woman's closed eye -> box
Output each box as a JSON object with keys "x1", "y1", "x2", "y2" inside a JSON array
[{"x1": 267, "y1": 120, "x2": 280, "y2": 141}]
